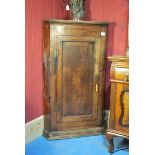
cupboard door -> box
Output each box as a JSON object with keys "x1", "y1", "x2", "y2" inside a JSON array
[
  {"x1": 111, "y1": 83, "x2": 129, "y2": 134},
  {"x1": 52, "y1": 36, "x2": 102, "y2": 130}
]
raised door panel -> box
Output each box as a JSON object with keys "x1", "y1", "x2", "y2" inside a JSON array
[
  {"x1": 55, "y1": 36, "x2": 101, "y2": 130},
  {"x1": 112, "y1": 83, "x2": 129, "y2": 134}
]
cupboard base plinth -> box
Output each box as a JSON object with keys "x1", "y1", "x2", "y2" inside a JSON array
[{"x1": 43, "y1": 127, "x2": 104, "y2": 140}]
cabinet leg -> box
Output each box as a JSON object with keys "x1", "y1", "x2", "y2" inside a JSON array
[{"x1": 106, "y1": 133, "x2": 114, "y2": 153}]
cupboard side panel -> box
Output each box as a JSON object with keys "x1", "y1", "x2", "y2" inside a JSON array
[{"x1": 43, "y1": 22, "x2": 51, "y2": 131}]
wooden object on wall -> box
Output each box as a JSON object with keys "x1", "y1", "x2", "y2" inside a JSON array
[
  {"x1": 43, "y1": 19, "x2": 108, "y2": 139},
  {"x1": 106, "y1": 56, "x2": 129, "y2": 152}
]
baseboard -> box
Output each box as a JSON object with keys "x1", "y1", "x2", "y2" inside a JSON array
[{"x1": 25, "y1": 115, "x2": 44, "y2": 144}]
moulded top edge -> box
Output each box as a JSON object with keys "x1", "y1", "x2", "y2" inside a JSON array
[
  {"x1": 108, "y1": 56, "x2": 129, "y2": 62},
  {"x1": 44, "y1": 19, "x2": 109, "y2": 25}
]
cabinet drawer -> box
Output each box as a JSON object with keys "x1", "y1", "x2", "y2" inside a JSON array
[{"x1": 112, "y1": 67, "x2": 129, "y2": 82}]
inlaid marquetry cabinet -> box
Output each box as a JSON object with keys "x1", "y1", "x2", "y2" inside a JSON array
[
  {"x1": 106, "y1": 56, "x2": 129, "y2": 152},
  {"x1": 43, "y1": 19, "x2": 108, "y2": 139}
]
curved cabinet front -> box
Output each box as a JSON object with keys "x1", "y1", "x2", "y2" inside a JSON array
[{"x1": 106, "y1": 56, "x2": 129, "y2": 153}]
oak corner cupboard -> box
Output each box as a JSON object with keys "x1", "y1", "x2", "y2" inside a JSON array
[
  {"x1": 43, "y1": 19, "x2": 109, "y2": 140},
  {"x1": 106, "y1": 56, "x2": 129, "y2": 152}
]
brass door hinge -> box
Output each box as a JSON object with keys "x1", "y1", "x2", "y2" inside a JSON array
[
  {"x1": 54, "y1": 49, "x2": 58, "y2": 74},
  {"x1": 48, "y1": 96, "x2": 50, "y2": 103},
  {"x1": 54, "y1": 104, "x2": 59, "y2": 112}
]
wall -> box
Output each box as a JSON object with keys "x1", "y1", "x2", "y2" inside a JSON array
[
  {"x1": 25, "y1": 0, "x2": 66, "y2": 122},
  {"x1": 85, "y1": 0, "x2": 129, "y2": 109},
  {"x1": 26, "y1": 0, "x2": 129, "y2": 122}
]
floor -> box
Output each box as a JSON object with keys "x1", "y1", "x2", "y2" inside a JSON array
[{"x1": 26, "y1": 135, "x2": 129, "y2": 155}]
